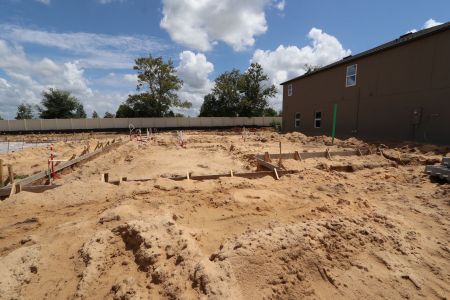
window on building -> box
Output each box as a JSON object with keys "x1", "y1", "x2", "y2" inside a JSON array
[
  {"x1": 346, "y1": 64, "x2": 357, "y2": 87},
  {"x1": 288, "y1": 84, "x2": 293, "y2": 96},
  {"x1": 314, "y1": 111, "x2": 322, "y2": 128},
  {"x1": 295, "y1": 112, "x2": 301, "y2": 128}
]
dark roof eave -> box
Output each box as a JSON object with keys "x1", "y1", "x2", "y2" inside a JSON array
[{"x1": 280, "y1": 21, "x2": 450, "y2": 85}]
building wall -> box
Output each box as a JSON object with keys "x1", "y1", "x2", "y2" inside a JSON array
[{"x1": 282, "y1": 29, "x2": 450, "y2": 145}]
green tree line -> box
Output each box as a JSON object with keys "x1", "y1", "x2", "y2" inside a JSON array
[{"x1": 12, "y1": 55, "x2": 279, "y2": 120}]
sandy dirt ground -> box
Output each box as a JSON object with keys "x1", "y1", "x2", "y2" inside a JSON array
[{"x1": 0, "y1": 130, "x2": 449, "y2": 300}]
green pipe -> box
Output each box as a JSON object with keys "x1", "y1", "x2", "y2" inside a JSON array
[{"x1": 331, "y1": 103, "x2": 338, "y2": 144}]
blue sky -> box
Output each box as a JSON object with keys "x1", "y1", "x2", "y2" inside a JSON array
[{"x1": 0, "y1": 0, "x2": 448, "y2": 118}]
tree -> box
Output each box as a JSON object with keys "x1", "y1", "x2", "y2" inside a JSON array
[
  {"x1": 38, "y1": 88, "x2": 85, "y2": 119},
  {"x1": 238, "y1": 63, "x2": 277, "y2": 117},
  {"x1": 199, "y1": 69, "x2": 242, "y2": 117},
  {"x1": 263, "y1": 108, "x2": 278, "y2": 117},
  {"x1": 199, "y1": 94, "x2": 220, "y2": 117},
  {"x1": 0, "y1": 115, "x2": 3, "y2": 120},
  {"x1": 75, "y1": 104, "x2": 87, "y2": 118},
  {"x1": 199, "y1": 64, "x2": 277, "y2": 117},
  {"x1": 15, "y1": 103, "x2": 34, "y2": 120},
  {"x1": 92, "y1": 111, "x2": 99, "y2": 118},
  {"x1": 304, "y1": 64, "x2": 321, "y2": 74},
  {"x1": 104, "y1": 112, "x2": 115, "y2": 118},
  {"x1": 116, "y1": 55, "x2": 191, "y2": 117},
  {"x1": 116, "y1": 93, "x2": 176, "y2": 118}
]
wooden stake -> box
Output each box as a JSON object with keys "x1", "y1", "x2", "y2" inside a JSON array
[
  {"x1": 186, "y1": 171, "x2": 190, "y2": 180},
  {"x1": 326, "y1": 148, "x2": 332, "y2": 160},
  {"x1": 230, "y1": 170, "x2": 234, "y2": 177},
  {"x1": 119, "y1": 176, "x2": 127, "y2": 185},
  {"x1": 264, "y1": 152, "x2": 271, "y2": 162},
  {"x1": 294, "y1": 151, "x2": 301, "y2": 161},
  {"x1": 0, "y1": 159, "x2": 3, "y2": 188},
  {"x1": 102, "y1": 173, "x2": 109, "y2": 183},
  {"x1": 8, "y1": 165, "x2": 14, "y2": 185},
  {"x1": 279, "y1": 142, "x2": 282, "y2": 161},
  {"x1": 274, "y1": 168, "x2": 280, "y2": 180},
  {"x1": 9, "y1": 183, "x2": 16, "y2": 197}
]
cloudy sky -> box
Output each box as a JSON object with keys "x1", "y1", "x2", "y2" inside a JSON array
[{"x1": 0, "y1": 0, "x2": 448, "y2": 119}]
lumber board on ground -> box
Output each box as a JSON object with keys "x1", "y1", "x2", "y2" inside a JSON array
[
  {"x1": 255, "y1": 148, "x2": 370, "y2": 161},
  {"x1": 106, "y1": 170, "x2": 299, "y2": 184},
  {"x1": 0, "y1": 184, "x2": 61, "y2": 198},
  {"x1": 256, "y1": 158, "x2": 279, "y2": 171},
  {"x1": 170, "y1": 170, "x2": 299, "y2": 181}
]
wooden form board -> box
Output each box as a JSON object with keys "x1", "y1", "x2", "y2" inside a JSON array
[
  {"x1": 104, "y1": 170, "x2": 299, "y2": 185},
  {"x1": 0, "y1": 140, "x2": 124, "y2": 196},
  {"x1": 256, "y1": 158, "x2": 279, "y2": 171},
  {"x1": 0, "y1": 184, "x2": 61, "y2": 198},
  {"x1": 171, "y1": 170, "x2": 298, "y2": 181},
  {"x1": 255, "y1": 148, "x2": 371, "y2": 161}
]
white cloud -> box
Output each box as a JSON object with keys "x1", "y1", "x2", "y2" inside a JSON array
[
  {"x1": 177, "y1": 51, "x2": 213, "y2": 90},
  {"x1": 176, "y1": 51, "x2": 214, "y2": 115},
  {"x1": 0, "y1": 24, "x2": 169, "y2": 69},
  {"x1": 160, "y1": 0, "x2": 284, "y2": 51},
  {"x1": 423, "y1": 18, "x2": 443, "y2": 29},
  {"x1": 83, "y1": 91, "x2": 128, "y2": 116},
  {"x1": 0, "y1": 39, "x2": 133, "y2": 119},
  {"x1": 251, "y1": 28, "x2": 351, "y2": 110},
  {"x1": 123, "y1": 74, "x2": 138, "y2": 84},
  {"x1": 98, "y1": 0, "x2": 126, "y2": 4},
  {"x1": 96, "y1": 72, "x2": 138, "y2": 88},
  {"x1": 0, "y1": 39, "x2": 215, "y2": 118},
  {"x1": 275, "y1": 0, "x2": 285, "y2": 11},
  {"x1": 36, "y1": 0, "x2": 50, "y2": 5},
  {"x1": 408, "y1": 18, "x2": 443, "y2": 33}
]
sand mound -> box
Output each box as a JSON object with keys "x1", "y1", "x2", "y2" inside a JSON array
[
  {"x1": 210, "y1": 217, "x2": 411, "y2": 299},
  {"x1": 112, "y1": 216, "x2": 242, "y2": 300},
  {"x1": 0, "y1": 245, "x2": 40, "y2": 299},
  {"x1": 1, "y1": 131, "x2": 448, "y2": 299}
]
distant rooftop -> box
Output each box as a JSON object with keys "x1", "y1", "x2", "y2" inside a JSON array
[{"x1": 281, "y1": 21, "x2": 450, "y2": 85}]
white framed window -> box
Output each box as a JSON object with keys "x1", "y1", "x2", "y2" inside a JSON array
[
  {"x1": 314, "y1": 111, "x2": 322, "y2": 128},
  {"x1": 346, "y1": 64, "x2": 357, "y2": 87},
  {"x1": 295, "y1": 112, "x2": 301, "y2": 128},
  {"x1": 288, "y1": 84, "x2": 293, "y2": 96}
]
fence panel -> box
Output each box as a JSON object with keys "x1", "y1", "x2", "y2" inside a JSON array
[
  {"x1": 26, "y1": 119, "x2": 43, "y2": 131},
  {"x1": 0, "y1": 117, "x2": 282, "y2": 132},
  {"x1": 56, "y1": 119, "x2": 73, "y2": 130},
  {"x1": 41, "y1": 119, "x2": 58, "y2": 131},
  {"x1": 8, "y1": 120, "x2": 26, "y2": 131}
]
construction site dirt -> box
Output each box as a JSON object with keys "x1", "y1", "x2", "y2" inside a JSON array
[{"x1": 0, "y1": 129, "x2": 449, "y2": 299}]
